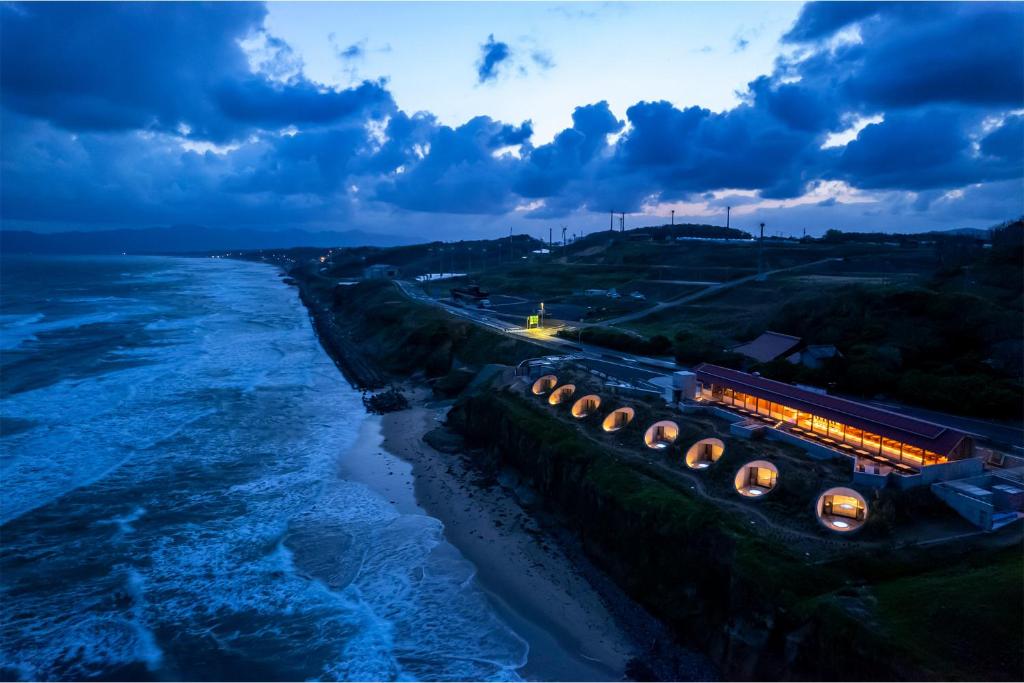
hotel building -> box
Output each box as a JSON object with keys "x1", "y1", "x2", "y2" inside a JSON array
[{"x1": 693, "y1": 364, "x2": 974, "y2": 470}]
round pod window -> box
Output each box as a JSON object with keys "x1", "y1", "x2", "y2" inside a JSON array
[
  {"x1": 532, "y1": 375, "x2": 558, "y2": 395},
  {"x1": 685, "y1": 438, "x2": 724, "y2": 470},
  {"x1": 816, "y1": 487, "x2": 868, "y2": 532},
  {"x1": 548, "y1": 384, "x2": 576, "y2": 406},
  {"x1": 571, "y1": 394, "x2": 601, "y2": 419},
  {"x1": 643, "y1": 420, "x2": 679, "y2": 450},
  {"x1": 734, "y1": 460, "x2": 778, "y2": 497},
  {"x1": 602, "y1": 407, "x2": 635, "y2": 432}
]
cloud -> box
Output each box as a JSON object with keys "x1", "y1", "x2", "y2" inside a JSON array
[
  {"x1": 531, "y1": 50, "x2": 555, "y2": 71},
  {"x1": 476, "y1": 34, "x2": 511, "y2": 84},
  {"x1": 0, "y1": 1, "x2": 1021, "y2": 237},
  {"x1": 784, "y1": 2, "x2": 1024, "y2": 109},
  {"x1": 0, "y1": 2, "x2": 393, "y2": 142},
  {"x1": 338, "y1": 40, "x2": 365, "y2": 60}
]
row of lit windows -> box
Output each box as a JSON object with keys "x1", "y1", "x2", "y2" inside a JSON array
[{"x1": 707, "y1": 385, "x2": 946, "y2": 467}]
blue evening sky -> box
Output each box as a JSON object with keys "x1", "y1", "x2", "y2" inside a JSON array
[
  {"x1": 265, "y1": 2, "x2": 801, "y2": 143},
  {"x1": 1, "y1": 1, "x2": 1021, "y2": 240}
]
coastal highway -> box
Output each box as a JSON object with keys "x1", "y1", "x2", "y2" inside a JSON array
[
  {"x1": 393, "y1": 277, "x2": 1023, "y2": 450},
  {"x1": 394, "y1": 279, "x2": 672, "y2": 391},
  {"x1": 600, "y1": 257, "x2": 843, "y2": 325}
]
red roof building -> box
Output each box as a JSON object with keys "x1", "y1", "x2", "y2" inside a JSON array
[
  {"x1": 730, "y1": 331, "x2": 802, "y2": 363},
  {"x1": 693, "y1": 363, "x2": 974, "y2": 468}
]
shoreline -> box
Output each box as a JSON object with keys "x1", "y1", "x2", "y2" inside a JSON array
[
  {"x1": 338, "y1": 384, "x2": 637, "y2": 681},
  {"x1": 286, "y1": 266, "x2": 715, "y2": 681}
]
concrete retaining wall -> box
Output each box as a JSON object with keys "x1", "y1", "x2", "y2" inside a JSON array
[
  {"x1": 892, "y1": 457, "x2": 985, "y2": 490},
  {"x1": 932, "y1": 482, "x2": 994, "y2": 530}
]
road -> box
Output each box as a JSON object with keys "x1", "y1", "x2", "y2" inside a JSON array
[
  {"x1": 394, "y1": 279, "x2": 672, "y2": 390},
  {"x1": 600, "y1": 257, "x2": 842, "y2": 325},
  {"x1": 396, "y1": 277, "x2": 1023, "y2": 450}
]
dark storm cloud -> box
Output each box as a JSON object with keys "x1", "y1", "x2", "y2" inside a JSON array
[
  {"x1": 830, "y1": 109, "x2": 1023, "y2": 191},
  {"x1": 0, "y1": 2, "x2": 393, "y2": 142},
  {"x1": 375, "y1": 117, "x2": 533, "y2": 213},
  {"x1": 1, "y1": 1, "x2": 1021, "y2": 234},
  {"x1": 785, "y1": 2, "x2": 1024, "y2": 109},
  {"x1": 476, "y1": 34, "x2": 511, "y2": 83}
]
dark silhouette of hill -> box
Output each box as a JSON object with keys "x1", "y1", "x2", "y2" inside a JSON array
[{"x1": 0, "y1": 224, "x2": 414, "y2": 255}]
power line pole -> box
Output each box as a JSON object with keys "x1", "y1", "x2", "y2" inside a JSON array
[
  {"x1": 726, "y1": 206, "x2": 731, "y2": 230},
  {"x1": 758, "y1": 222, "x2": 765, "y2": 280},
  {"x1": 549, "y1": 227, "x2": 552, "y2": 250},
  {"x1": 671, "y1": 209, "x2": 675, "y2": 226},
  {"x1": 609, "y1": 210, "x2": 614, "y2": 231},
  {"x1": 561, "y1": 225, "x2": 567, "y2": 246},
  {"x1": 620, "y1": 212, "x2": 625, "y2": 232}
]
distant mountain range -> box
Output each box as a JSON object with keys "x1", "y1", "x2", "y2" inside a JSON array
[{"x1": 0, "y1": 225, "x2": 415, "y2": 255}]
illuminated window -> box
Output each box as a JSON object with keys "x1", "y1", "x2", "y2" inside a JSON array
[{"x1": 862, "y1": 432, "x2": 881, "y2": 453}]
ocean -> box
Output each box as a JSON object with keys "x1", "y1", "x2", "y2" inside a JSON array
[{"x1": 0, "y1": 255, "x2": 528, "y2": 681}]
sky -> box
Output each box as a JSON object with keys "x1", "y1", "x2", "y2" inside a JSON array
[{"x1": 1, "y1": 1, "x2": 1022, "y2": 241}]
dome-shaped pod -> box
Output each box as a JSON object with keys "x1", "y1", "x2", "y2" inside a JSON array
[
  {"x1": 548, "y1": 384, "x2": 576, "y2": 405},
  {"x1": 571, "y1": 394, "x2": 601, "y2": 419},
  {"x1": 685, "y1": 438, "x2": 725, "y2": 469},
  {"x1": 644, "y1": 420, "x2": 679, "y2": 450},
  {"x1": 816, "y1": 487, "x2": 868, "y2": 532},
  {"x1": 734, "y1": 460, "x2": 778, "y2": 497},
  {"x1": 602, "y1": 407, "x2": 635, "y2": 432},
  {"x1": 532, "y1": 375, "x2": 558, "y2": 395}
]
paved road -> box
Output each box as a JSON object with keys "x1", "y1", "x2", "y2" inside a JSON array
[
  {"x1": 395, "y1": 279, "x2": 672, "y2": 390},
  {"x1": 601, "y1": 257, "x2": 842, "y2": 325},
  {"x1": 396, "y1": 277, "x2": 1023, "y2": 448}
]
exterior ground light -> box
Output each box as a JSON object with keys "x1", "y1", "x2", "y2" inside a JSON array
[
  {"x1": 548, "y1": 384, "x2": 576, "y2": 406},
  {"x1": 602, "y1": 407, "x2": 635, "y2": 432},
  {"x1": 685, "y1": 438, "x2": 725, "y2": 469},
  {"x1": 734, "y1": 460, "x2": 778, "y2": 497},
  {"x1": 571, "y1": 394, "x2": 601, "y2": 419},
  {"x1": 531, "y1": 375, "x2": 558, "y2": 395},
  {"x1": 643, "y1": 420, "x2": 679, "y2": 450},
  {"x1": 816, "y1": 487, "x2": 868, "y2": 532}
]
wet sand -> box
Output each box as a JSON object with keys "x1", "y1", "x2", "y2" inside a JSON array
[{"x1": 338, "y1": 389, "x2": 636, "y2": 682}]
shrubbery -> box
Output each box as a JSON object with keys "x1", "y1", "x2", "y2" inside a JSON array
[{"x1": 556, "y1": 326, "x2": 673, "y2": 356}]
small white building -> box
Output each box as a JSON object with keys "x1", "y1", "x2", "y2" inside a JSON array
[{"x1": 363, "y1": 264, "x2": 399, "y2": 280}]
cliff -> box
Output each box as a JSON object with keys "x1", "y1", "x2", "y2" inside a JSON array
[{"x1": 447, "y1": 387, "x2": 1021, "y2": 681}]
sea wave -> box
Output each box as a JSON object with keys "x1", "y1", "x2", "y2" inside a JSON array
[{"x1": 0, "y1": 256, "x2": 527, "y2": 681}]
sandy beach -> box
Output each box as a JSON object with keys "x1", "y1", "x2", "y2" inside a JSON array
[{"x1": 338, "y1": 385, "x2": 639, "y2": 681}]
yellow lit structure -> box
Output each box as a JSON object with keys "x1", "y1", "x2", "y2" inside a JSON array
[
  {"x1": 531, "y1": 375, "x2": 558, "y2": 395},
  {"x1": 548, "y1": 384, "x2": 576, "y2": 406},
  {"x1": 684, "y1": 438, "x2": 724, "y2": 469},
  {"x1": 734, "y1": 460, "x2": 778, "y2": 497},
  {"x1": 571, "y1": 394, "x2": 601, "y2": 419},
  {"x1": 816, "y1": 487, "x2": 868, "y2": 532},
  {"x1": 602, "y1": 407, "x2": 635, "y2": 432},
  {"x1": 695, "y1": 364, "x2": 973, "y2": 469},
  {"x1": 644, "y1": 420, "x2": 679, "y2": 450}
]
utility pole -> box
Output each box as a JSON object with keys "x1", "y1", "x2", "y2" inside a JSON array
[
  {"x1": 726, "y1": 206, "x2": 731, "y2": 230},
  {"x1": 610, "y1": 210, "x2": 614, "y2": 231},
  {"x1": 620, "y1": 212, "x2": 625, "y2": 232},
  {"x1": 671, "y1": 209, "x2": 675, "y2": 227},
  {"x1": 561, "y1": 225, "x2": 567, "y2": 246},
  {"x1": 549, "y1": 227, "x2": 552, "y2": 250},
  {"x1": 758, "y1": 222, "x2": 765, "y2": 280}
]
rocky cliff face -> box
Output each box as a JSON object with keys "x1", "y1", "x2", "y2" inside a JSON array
[{"x1": 448, "y1": 389, "x2": 908, "y2": 681}]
